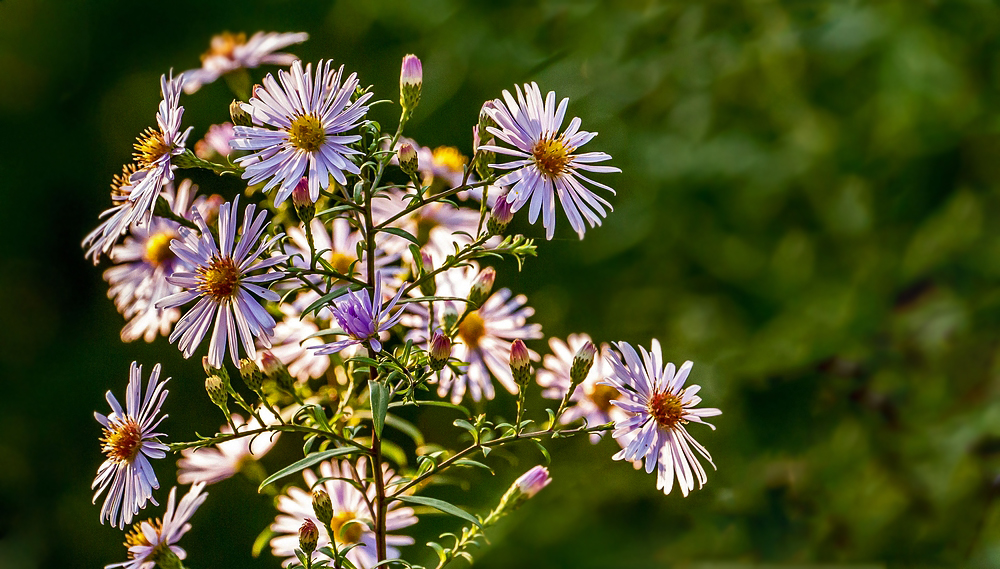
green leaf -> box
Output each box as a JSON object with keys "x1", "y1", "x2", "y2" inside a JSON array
[
  {"x1": 381, "y1": 226, "x2": 421, "y2": 245},
  {"x1": 302, "y1": 286, "x2": 350, "y2": 316},
  {"x1": 258, "y1": 446, "x2": 360, "y2": 492},
  {"x1": 396, "y1": 495, "x2": 483, "y2": 529},
  {"x1": 252, "y1": 526, "x2": 275, "y2": 558},
  {"x1": 533, "y1": 440, "x2": 551, "y2": 465},
  {"x1": 369, "y1": 380, "x2": 390, "y2": 439},
  {"x1": 453, "y1": 459, "x2": 495, "y2": 474}
]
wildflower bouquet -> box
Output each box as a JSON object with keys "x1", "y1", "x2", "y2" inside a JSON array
[{"x1": 84, "y1": 31, "x2": 721, "y2": 569}]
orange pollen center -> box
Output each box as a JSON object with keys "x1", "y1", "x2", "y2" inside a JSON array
[
  {"x1": 101, "y1": 418, "x2": 144, "y2": 463},
  {"x1": 198, "y1": 256, "x2": 241, "y2": 302},
  {"x1": 458, "y1": 311, "x2": 487, "y2": 347},
  {"x1": 288, "y1": 115, "x2": 326, "y2": 152},
  {"x1": 133, "y1": 128, "x2": 173, "y2": 168},
  {"x1": 585, "y1": 383, "x2": 621, "y2": 413},
  {"x1": 648, "y1": 391, "x2": 686, "y2": 430},
  {"x1": 125, "y1": 518, "x2": 164, "y2": 559},
  {"x1": 203, "y1": 31, "x2": 246, "y2": 61},
  {"x1": 111, "y1": 164, "x2": 140, "y2": 200},
  {"x1": 330, "y1": 511, "x2": 364, "y2": 544},
  {"x1": 144, "y1": 232, "x2": 177, "y2": 266},
  {"x1": 531, "y1": 137, "x2": 572, "y2": 178},
  {"x1": 328, "y1": 252, "x2": 355, "y2": 276}
]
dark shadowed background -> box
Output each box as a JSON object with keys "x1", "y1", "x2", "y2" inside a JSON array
[{"x1": 2, "y1": 0, "x2": 1000, "y2": 567}]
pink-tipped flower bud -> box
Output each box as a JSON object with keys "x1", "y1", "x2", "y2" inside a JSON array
[
  {"x1": 398, "y1": 143, "x2": 419, "y2": 177},
  {"x1": 418, "y1": 250, "x2": 436, "y2": 297},
  {"x1": 570, "y1": 341, "x2": 597, "y2": 385},
  {"x1": 292, "y1": 177, "x2": 314, "y2": 222},
  {"x1": 487, "y1": 196, "x2": 515, "y2": 236},
  {"x1": 261, "y1": 350, "x2": 294, "y2": 392},
  {"x1": 510, "y1": 339, "x2": 532, "y2": 388},
  {"x1": 515, "y1": 465, "x2": 552, "y2": 499},
  {"x1": 205, "y1": 375, "x2": 228, "y2": 407},
  {"x1": 230, "y1": 99, "x2": 252, "y2": 127},
  {"x1": 429, "y1": 332, "x2": 451, "y2": 371},
  {"x1": 468, "y1": 267, "x2": 496, "y2": 307},
  {"x1": 312, "y1": 489, "x2": 333, "y2": 526},
  {"x1": 400, "y1": 54, "x2": 423, "y2": 111},
  {"x1": 298, "y1": 519, "x2": 319, "y2": 554}
]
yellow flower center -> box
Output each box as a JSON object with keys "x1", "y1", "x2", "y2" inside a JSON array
[
  {"x1": 585, "y1": 383, "x2": 620, "y2": 414},
  {"x1": 133, "y1": 128, "x2": 174, "y2": 168},
  {"x1": 531, "y1": 137, "x2": 572, "y2": 179},
  {"x1": 648, "y1": 391, "x2": 685, "y2": 430},
  {"x1": 198, "y1": 256, "x2": 241, "y2": 302},
  {"x1": 101, "y1": 418, "x2": 144, "y2": 463},
  {"x1": 144, "y1": 232, "x2": 177, "y2": 266},
  {"x1": 328, "y1": 252, "x2": 355, "y2": 277},
  {"x1": 458, "y1": 311, "x2": 487, "y2": 348},
  {"x1": 288, "y1": 115, "x2": 327, "y2": 153},
  {"x1": 330, "y1": 511, "x2": 364, "y2": 544},
  {"x1": 203, "y1": 31, "x2": 246, "y2": 61},
  {"x1": 110, "y1": 164, "x2": 141, "y2": 200},
  {"x1": 125, "y1": 518, "x2": 166, "y2": 559},
  {"x1": 432, "y1": 146, "x2": 468, "y2": 173}
]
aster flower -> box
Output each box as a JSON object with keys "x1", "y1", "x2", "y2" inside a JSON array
[
  {"x1": 176, "y1": 410, "x2": 280, "y2": 485},
  {"x1": 312, "y1": 275, "x2": 406, "y2": 355},
  {"x1": 83, "y1": 164, "x2": 144, "y2": 264},
  {"x1": 107, "y1": 483, "x2": 208, "y2": 569},
  {"x1": 194, "y1": 122, "x2": 236, "y2": 160},
  {"x1": 401, "y1": 263, "x2": 542, "y2": 403},
  {"x1": 482, "y1": 82, "x2": 620, "y2": 239},
  {"x1": 156, "y1": 196, "x2": 286, "y2": 368},
  {"x1": 93, "y1": 362, "x2": 169, "y2": 529},
  {"x1": 602, "y1": 340, "x2": 721, "y2": 496},
  {"x1": 231, "y1": 60, "x2": 373, "y2": 205},
  {"x1": 263, "y1": 305, "x2": 330, "y2": 382},
  {"x1": 537, "y1": 334, "x2": 626, "y2": 443},
  {"x1": 270, "y1": 458, "x2": 417, "y2": 569},
  {"x1": 182, "y1": 31, "x2": 309, "y2": 93}
]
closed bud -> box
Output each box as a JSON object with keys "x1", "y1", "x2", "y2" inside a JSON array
[
  {"x1": 292, "y1": 177, "x2": 314, "y2": 222},
  {"x1": 202, "y1": 355, "x2": 230, "y2": 385},
  {"x1": 298, "y1": 519, "x2": 319, "y2": 554},
  {"x1": 440, "y1": 305, "x2": 460, "y2": 335},
  {"x1": 473, "y1": 125, "x2": 495, "y2": 180},
  {"x1": 230, "y1": 100, "x2": 252, "y2": 127},
  {"x1": 418, "y1": 250, "x2": 436, "y2": 297},
  {"x1": 239, "y1": 358, "x2": 263, "y2": 392},
  {"x1": 400, "y1": 54, "x2": 423, "y2": 112},
  {"x1": 510, "y1": 339, "x2": 531, "y2": 388},
  {"x1": 429, "y1": 332, "x2": 451, "y2": 371},
  {"x1": 261, "y1": 350, "x2": 294, "y2": 392},
  {"x1": 487, "y1": 197, "x2": 515, "y2": 236},
  {"x1": 205, "y1": 375, "x2": 228, "y2": 407},
  {"x1": 312, "y1": 489, "x2": 333, "y2": 526},
  {"x1": 570, "y1": 341, "x2": 597, "y2": 385},
  {"x1": 468, "y1": 267, "x2": 496, "y2": 307},
  {"x1": 478, "y1": 100, "x2": 499, "y2": 135},
  {"x1": 498, "y1": 465, "x2": 552, "y2": 514},
  {"x1": 398, "y1": 143, "x2": 419, "y2": 177}
]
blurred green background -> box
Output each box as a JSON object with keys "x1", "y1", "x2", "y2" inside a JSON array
[{"x1": 3, "y1": 0, "x2": 1000, "y2": 567}]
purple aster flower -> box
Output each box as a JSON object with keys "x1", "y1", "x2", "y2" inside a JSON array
[
  {"x1": 602, "y1": 340, "x2": 722, "y2": 497},
  {"x1": 482, "y1": 82, "x2": 620, "y2": 239},
  {"x1": 93, "y1": 362, "x2": 169, "y2": 529},
  {"x1": 108, "y1": 482, "x2": 208, "y2": 569},
  {"x1": 312, "y1": 275, "x2": 406, "y2": 355},
  {"x1": 182, "y1": 31, "x2": 309, "y2": 94},
  {"x1": 156, "y1": 196, "x2": 286, "y2": 368},
  {"x1": 230, "y1": 60, "x2": 373, "y2": 205}
]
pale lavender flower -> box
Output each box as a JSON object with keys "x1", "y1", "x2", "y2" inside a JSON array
[
  {"x1": 263, "y1": 305, "x2": 330, "y2": 382},
  {"x1": 157, "y1": 196, "x2": 286, "y2": 368},
  {"x1": 230, "y1": 60, "x2": 373, "y2": 205},
  {"x1": 182, "y1": 31, "x2": 309, "y2": 93},
  {"x1": 270, "y1": 458, "x2": 417, "y2": 569},
  {"x1": 176, "y1": 410, "x2": 279, "y2": 485},
  {"x1": 312, "y1": 275, "x2": 406, "y2": 355},
  {"x1": 93, "y1": 362, "x2": 169, "y2": 529},
  {"x1": 514, "y1": 465, "x2": 551, "y2": 499},
  {"x1": 107, "y1": 483, "x2": 208, "y2": 569},
  {"x1": 483, "y1": 82, "x2": 620, "y2": 239},
  {"x1": 194, "y1": 122, "x2": 236, "y2": 160},
  {"x1": 602, "y1": 340, "x2": 722, "y2": 496}
]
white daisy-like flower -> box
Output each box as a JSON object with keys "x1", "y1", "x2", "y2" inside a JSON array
[
  {"x1": 537, "y1": 334, "x2": 626, "y2": 443},
  {"x1": 262, "y1": 305, "x2": 330, "y2": 382},
  {"x1": 602, "y1": 340, "x2": 722, "y2": 496},
  {"x1": 176, "y1": 410, "x2": 280, "y2": 485},
  {"x1": 182, "y1": 31, "x2": 309, "y2": 94},
  {"x1": 270, "y1": 458, "x2": 417, "y2": 569},
  {"x1": 107, "y1": 483, "x2": 208, "y2": 569},
  {"x1": 156, "y1": 196, "x2": 286, "y2": 368},
  {"x1": 402, "y1": 263, "x2": 542, "y2": 403},
  {"x1": 482, "y1": 82, "x2": 620, "y2": 239},
  {"x1": 231, "y1": 60, "x2": 373, "y2": 205},
  {"x1": 93, "y1": 362, "x2": 169, "y2": 529}
]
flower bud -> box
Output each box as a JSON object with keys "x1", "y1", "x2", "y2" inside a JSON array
[
  {"x1": 487, "y1": 197, "x2": 515, "y2": 236},
  {"x1": 468, "y1": 267, "x2": 496, "y2": 307},
  {"x1": 239, "y1": 357, "x2": 263, "y2": 392},
  {"x1": 473, "y1": 124, "x2": 495, "y2": 180},
  {"x1": 312, "y1": 489, "x2": 333, "y2": 526},
  {"x1": 292, "y1": 177, "x2": 314, "y2": 222},
  {"x1": 202, "y1": 355, "x2": 230, "y2": 385},
  {"x1": 230, "y1": 99, "x2": 252, "y2": 127},
  {"x1": 514, "y1": 465, "x2": 551, "y2": 499},
  {"x1": 570, "y1": 341, "x2": 597, "y2": 386},
  {"x1": 398, "y1": 143, "x2": 419, "y2": 177},
  {"x1": 261, "y1": 350, "x2": 294, "y2": 392},
  {"x1": 510, "y1": 339, "x2": 531, "y2": 388},
  {"x1": 298, "y1": 519, "x2": 319, "y2": 554},
  {"x1": 418, "y1": 250, "x2": 436, "y2": 297},
  {"x1": 440, "y1": 305, "x2": 460, "y2": 334},
  {"x1": 478, "y1": 100, "x2": 498, "y2": 135},
  {"x1": 429, "y1": 332, "x2": 451, "y2": 371},
  {"x1": 205, "y1": 375, "x2": 228, "y2": 407},
  {"x1": 400, "y1": 54, "x2": 422, "y2": 112}
]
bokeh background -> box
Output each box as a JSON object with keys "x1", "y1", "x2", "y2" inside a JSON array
[{"x1": 2, "y1": 0, "x2": 1000, "y2": 567}]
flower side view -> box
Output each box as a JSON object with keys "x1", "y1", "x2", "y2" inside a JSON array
[
  {"x1": 602, "y1": 340, "x2": 721, "y2": 496},
  {"x1": 157, "y1": 195, "x2": 286, "y2": 368},
  {"x1": 93, "y1": 362, "x2": 170, "y2": 529},
  {"x1": 311, "y1": 273, "x2": 406, "y2": 355},
  {"x1": 182, "y1": 31, "x2": 309, "y2": 94},
  {"x1": 107, "y1": 482, "x2": 208, "y2": 569},
  {"x1": 231, "y1": 60, "x2": 373, "y2": 205},
  {"x1": 483, "y1": 82, "x2": 620, "y2": 239}
]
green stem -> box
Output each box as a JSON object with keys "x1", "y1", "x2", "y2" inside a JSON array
[{"x1": 168, "y1": 424, "x2": 370, "y2": 454}]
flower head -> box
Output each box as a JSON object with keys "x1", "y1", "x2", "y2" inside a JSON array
[
  {"x1": 176, "y1": 410, "x2": 280, "y2": 485},
  {"x1": 107, "y1": 483, "x2": 208, "y2": 569},
  {"x1": 312, "y1": 275, "x2": 406, "y2": 355},
  {"x1": 514, "y1": 465, "x2": 551, "y2": 499},
  {"x1": 156, "y1": 196, "x2": 286, "y2": 368},
  {"x1": 231, "y1": 60, "x2": 372, "y2": 205},
  {"x1": 93, "y1": 362, "x2": 169, "y2": 529},
  {"x1": 194, "y1": 122, "x2": 235, "y2": 160},
  {"x1": 483, "y1": 82, "x2": 620, "y2": 239},
  {"x1": 602, "y1": 340, "x2": 722, "y2": 496},
  {"x1": 182, "y1": 31, "x2": 309, "y2": 93},
  {"x1": 399, "y1": 54, "x2": 422, "y2": 111}
]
